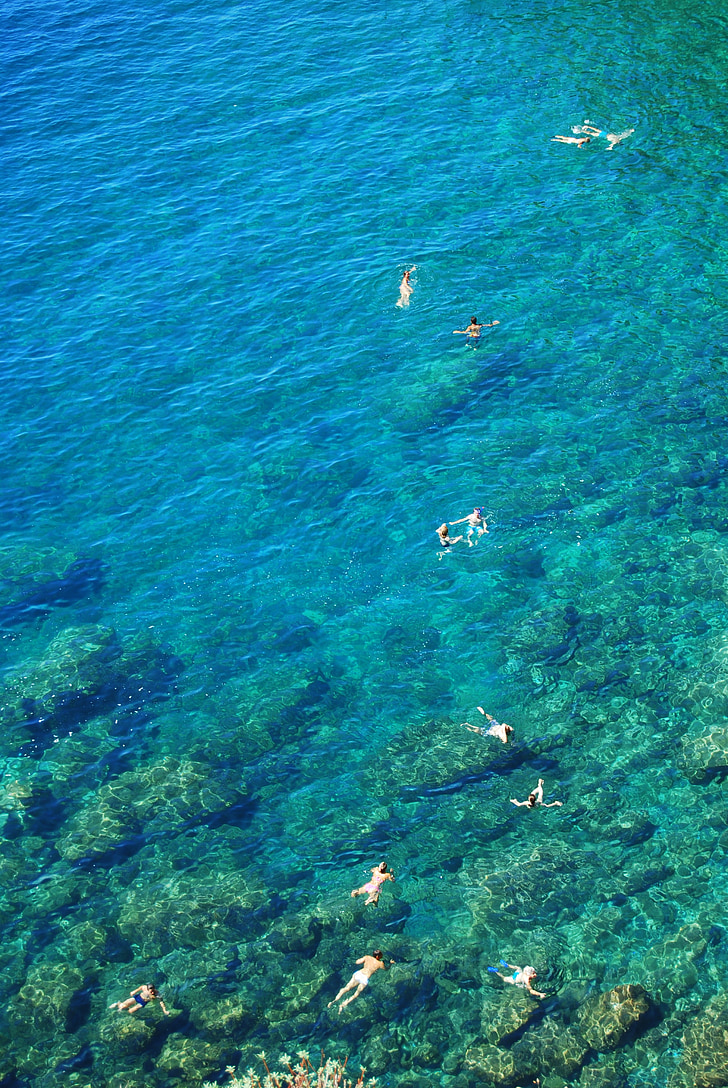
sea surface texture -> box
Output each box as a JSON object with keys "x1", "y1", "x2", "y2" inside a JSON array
[{"x1": 2, "y1": 0, "x2": 728, "y2": 1084}]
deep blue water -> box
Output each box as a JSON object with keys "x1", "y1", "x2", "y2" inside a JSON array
[{"x1": 3, "y1": 0, "x2": 728, "y2": 1084}]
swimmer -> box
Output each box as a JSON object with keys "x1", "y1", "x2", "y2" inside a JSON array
[
  {"x1": 488, "y1": 961, "x2": 546, "y2": 999},
  {"x1": 351, "y1": 861, "x2": 395, "y2": 906},
  {"x1": 437, "y1": 523, "x2": 464, "y2": 559},
  {"x1": 327, "y1": 949, "x2": 394, "y2": 1014},
  {"x1": 465, "y1": 706, "x2": 513, "y2": 744},
  {"x1": 453, "y1": 316, "x2": 500, "y2": 340},
  {"x1": 109, "y1": 984, "x2": 169, "y2": 1016},
  {"x1": 510, "y1": 778, "x2": 562, "y2": 809},
  {"x1": 450, "y1": 507, "x2": 489, "y2": 544},
  {"x1": 396, "y1": 266, "x2": 416, "y2": 308},
  {"x1": 552, "y1": 135, "x2": 590, "y2": 147},
  {"x1": 605, "y1": 127, "x2": 634, "y2": 151}
]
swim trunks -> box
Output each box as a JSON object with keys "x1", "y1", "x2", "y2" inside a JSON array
[
  {"x1": 353, "y1": 970, "x2": 369, "y2": 988},
  {"x1": 134, "y1": 994, "x2": 148, "y2": 1007}
]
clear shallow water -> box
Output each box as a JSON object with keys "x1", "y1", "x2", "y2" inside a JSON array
[{"x1": 3, "y1": 0, "x2": 728, "y2": 1083}]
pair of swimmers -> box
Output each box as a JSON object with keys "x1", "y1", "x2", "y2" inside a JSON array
[
  {"x1": 437, "y1": 507, "x2": 489, "y2": 555},
  {"x1": 327, "y1": 951, "x2": 546, "y2": 1016},
  {"x1": 552, "y1": 122, "x2": 634, "y2": 150},
  {"x1": 463, "y1": 708, "x2": 563, "y2": 807},
  {"x1": 396, "y1": 269, "x2": 501, "y2": 343}
]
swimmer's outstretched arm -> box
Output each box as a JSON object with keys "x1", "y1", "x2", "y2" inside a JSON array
[
  {"x1": 541, "y1": 800, "x2": 563, "y2": 808},
  {"x1": 510, "y1": 798, "x2": 530, "y2": 807},
  {"x1": 449, "y1": 515, "x2": 472, "y2": 525}
]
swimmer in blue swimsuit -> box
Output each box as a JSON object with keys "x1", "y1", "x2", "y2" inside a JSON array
[{"x1": 109, "y1": 983, "x2": 169, "y2": 1016}]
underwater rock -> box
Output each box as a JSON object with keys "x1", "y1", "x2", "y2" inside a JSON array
[
  {"x1": 630, "y1": 921, "x2": 707, "y2": 1005},
  {"x1": 99, "y1": 1012, "x2": 155, "y2": 1055},
  {"x1": 679, "y1": 725, "x2": 728, "y2": 784},
  {"x1": 481, "y1": 987, "x2": 540, "y2": 1045},
  {"x1": 8, "y1": 962, "x2": 84, "y2": 1040},
  {"x1": 117, "y1": 866, "x2": 264, "y2": 957},
  {"x1": 267, "y1": 912, "x2": 324, "y2": 956},
  {"x1": 57, "y1": 756, "x2": 248, "y2": 863},
  {"x1": 576, "y1": 984, "x2": 652, "y2": 1052},
  {"x1": 464, "y1": 1042, "x2": 538, "y2": 1086},
  {"x1": 157, "y1": 1034, "x2": 226, "y2": 1082},
  {"x1": 668, "y1": 991, "x2": 728, "y2": 1088},
  {"x1": 577, "y1": 1053, "x2": 629, "y2": 1087},
  {"x1": 190, "y1": 995, "x2": 255, "y2": 1040},
  {"x1": 516, "y1": 1019, "x2": 590, "y2": 1079},
  {"x1": 0, "y1": 624, "x2": 120, "y2": 730},
  {"x1": 0, "y1": 556, "x2": 105, "y2": 629}
]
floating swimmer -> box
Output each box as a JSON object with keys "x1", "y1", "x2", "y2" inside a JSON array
[
  {"x1": 396, "y1": 266, "x2": 416, "y2": 308},
  {"x1": 437, "y1": 522, "x2": 465, "y2": 559},
  {"x1": 464, "y1": 707, "x2": 513, "y2": 744},
  {"x1": 109, "y1": 983, "x2": 169, "y2": 1016},
  {"x1": 453, "y1": 316, "x2": 499, "y2": 342},
  {"x1": 351, "y1": 861, "x2": 395, "y2": 906},
  {"x1": 327, "y1": 949, "x2": 394, "y2": 1014},
  {"x1": 552, "y1": 135, "x2": 590, "y2": 147},
  {"x1": 488, "y1": 960, "x2": 546, "y2": 999},
  {"x1": 450, "y1": 506, "x2": 489, "y2": 545},
  {"x1": 510, "y1": 778, "x2": 562, "y2": 809},
  {"x1": 605, "y1": 127, "x2": 634, "y2": 150}
]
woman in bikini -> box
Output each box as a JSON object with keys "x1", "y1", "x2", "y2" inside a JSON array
[
  {"x1": 351, "y1": 861, "x2": 395, "y2": 906},
  {"x1": 109, "y1": 983, "x2": 169, "y2": 1016}
]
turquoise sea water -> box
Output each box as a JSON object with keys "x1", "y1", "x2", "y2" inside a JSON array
[{"x1": 3, "y1": 0, "x2": 728, "y2": 1083}]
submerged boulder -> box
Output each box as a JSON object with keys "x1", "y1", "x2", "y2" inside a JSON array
[
  {"x1": 577, "y1": 984, "x2": 652, "y2": 1051},
  {"x1": 0, "y1": 624, "x2": 120, "y2": 730},
  {"x1": 679, "y1": 725, "x2": 728, "y2": 784},
  {"x1": 669, "y1": 992, "x2": 728, "y2": 1088},
  {"x1": 464, "y1": 1042, "x2": 538, "y2": 1086}
]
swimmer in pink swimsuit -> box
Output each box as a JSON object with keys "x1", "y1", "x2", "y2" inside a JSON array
[{"x1": 351, "y1": 861, "x2": 395, "y2": 906}]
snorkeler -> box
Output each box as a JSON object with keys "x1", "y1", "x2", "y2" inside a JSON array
[
  {"x1": 109, "y1": 984, "x2": 169, "y2": 1016},
  {"x1": 510, "y1": 778, "x2": 562, "y2": 809},
  {"x1": 453, "y1": 316, "x2": 499, "y2": 340},
  {"x1": 450, "y1": 507, "x2": 489, "y2": 544},
  {"x1": 464, "y1": 706, "x2": 513, "y2": 744},
  {"x1": 351, "y1": 861, "x2": 395, "y2": 906},
  {"x1": 552, "y1": 135, "x2": 590, "y2": 147},
  {"x1": 327, "y1": 950, "x2": 394, "y2": 1014},
  {"x1": 396, "y1": 266, "x2": 416, "y2": 308},
  {"x1": 488, "y1": 960, "x2": 546, "y2": 999}
]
